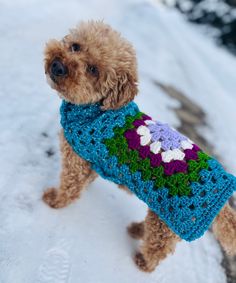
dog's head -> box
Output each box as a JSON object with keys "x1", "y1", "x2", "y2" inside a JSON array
[{"x1": 44, "y1": 21, "x2": 138, "y2": 109}]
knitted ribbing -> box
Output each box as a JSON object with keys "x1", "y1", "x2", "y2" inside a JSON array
[{"x1": 60, "y1": 100, "x2": 236, "y2": 241}]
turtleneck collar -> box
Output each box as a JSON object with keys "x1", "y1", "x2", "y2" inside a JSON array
[
  {"x1": 60, "y1": 100, "x2": 104, "y2": 126},
  {"x1": 60, "y1": 100, "x2": 139, "y2": 126}
]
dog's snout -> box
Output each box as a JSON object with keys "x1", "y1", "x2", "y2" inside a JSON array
[{"x1": 50, "y1": 59, "x2": 68, "y2": 77}]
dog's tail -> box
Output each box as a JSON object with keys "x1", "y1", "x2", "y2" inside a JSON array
[{"x1": 212, "y1": 204, "x2": 236, "y2": 255}]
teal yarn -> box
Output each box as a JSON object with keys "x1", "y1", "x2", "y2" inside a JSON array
[{"x1": 60, "y1": 100, "x2": 236, "y2": 241}]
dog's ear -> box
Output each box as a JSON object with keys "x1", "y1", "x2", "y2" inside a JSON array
[{"x1": 101, "y1": 72, "x2": 138, "y2": 110}]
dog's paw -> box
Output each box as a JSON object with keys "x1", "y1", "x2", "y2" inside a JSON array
[
  {"x1": 127, "y1": 222, "x2": 144, "y2": 239},
  {"x1": 43, "y1": 188, "x2": 62, "y2": 209},
  {"x1": 134, "y1": 252, "x2": 153, "y2": 272}
]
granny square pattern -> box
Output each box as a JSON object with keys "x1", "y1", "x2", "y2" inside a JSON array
[{"x1": 60, "y1": 100, "x2": 236, "y2": 241}]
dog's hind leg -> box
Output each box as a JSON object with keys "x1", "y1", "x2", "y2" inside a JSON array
[
  {"x1": 134, "y1": 209, "x2": 180, "y2": 272},
  {"x1": 212, "y1": 204, "x2": 236, "y2": 255},
  {"x1": 127, "y1": 222, "x2": 144, "y2": 239},
  {"x1": 118, "y1": 184, "x2": 132, "y2": 194},
  {"x1": 43, "y1": 131, "x2": 97, "y2": 208}
]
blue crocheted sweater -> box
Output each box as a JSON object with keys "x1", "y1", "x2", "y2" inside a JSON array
[{"x1": 60, "y1": 100, "x2": 236, "y2": 241}]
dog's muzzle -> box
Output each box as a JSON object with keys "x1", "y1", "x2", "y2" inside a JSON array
[{"x1": 50, "y1": 59, "x2": 68, "y2": 79}]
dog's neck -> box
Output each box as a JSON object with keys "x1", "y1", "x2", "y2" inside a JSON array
[
  {"x1": 60, "y1": 101, "x2": 102, "y2": 123},
  {"x1": 60, "y1": 100, "x2": 138, "y2": 125}
]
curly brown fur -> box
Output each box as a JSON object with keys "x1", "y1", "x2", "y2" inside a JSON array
[
  {"x1": 127, "y1": 222, "x2": 144, "y2": 239},
  {"x1": 134, "y1": 209, "x2": 180, "y2": 272},
  {"x1": 118, "y1": 184, "x2": 133, "y2": 194},
  {"x1": 43, "y1": 20, "x2": 236, "y2": 272},
  {"x1": 43, "y1": 131, "x2": 97, "y2": 208},
  {"x1": 44, "y1": 21, "x2": 138, "y2": 109},
  {"x1": 212, "y1": 204, "x2": 236, "y2": 255}
]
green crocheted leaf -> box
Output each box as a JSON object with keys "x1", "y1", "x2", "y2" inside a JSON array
[
  {"x1": 169, "y1": 185, "x2": 179, "y2": 196},
  {"x1": 142, "y1": 170, "x2": 152, "y2": 181},
  {"x1": 152, "y1": 167, "x2": 164, "y2": 178},
  {"x1": 108, "y1": 144, "x2": 119, "y2": 155},
  {"x1": 130, "y1": 162, "x2": 139, "y2": 173},
  {"x1": 117, "y1": 149, "x2": 129, "y2": 164},
  {"x1": 125, "y1": 115, "x2": 136, "y2": 129},
  {"x1": 179, "y1": 185, "x2": 191, "y2": 196},
  {"x1": 115, "y1": 136, "x2": 126, "y2": 146},
  {"x1": 124, "y1": 123, "x2": 135, "y2": 131},
  {"x1": 113, "y1": 126, "x2": 125, "y2": 136},
  {"x1": 125, "y1": 150, "x2": 140, "y2": 172},
  {"x1": 104, "y1": 138, "x2": 113, "y2": 148},
  {"x1": 166, "y1": 174, "x2": 178, "y2": 186},
  {"x1": 199, "y1": 160, "x2": 209, "y2": 170},
  {"x1": 188, "y1": 171, "x2": 200, "y2": 182},
  {"x1": 176, "y1": 173, "x2": 188, "y2": 184},
  {"x1": 198, "y1": 151, "x2": 211, "y2": 161},
  {"x1": 184, "y1": 186, "x2": 191, "y2": 196},
  {"x1": 154, "y1": 177, "x2": 166, "y2": 188},
  {"x1": 127, "y1": 150, "x2": 139, "y2": 162},
  {"x1": 188, "y1": 160, "x2": 199, "y2": 173},
  {"x1": 135, "y1": 112, "x2": 144, "y2": 119},
  {"x1": 140, "y1": 159, "x2": 151, "y2": 172}
]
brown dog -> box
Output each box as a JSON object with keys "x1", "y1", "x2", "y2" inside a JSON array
[{"x1": 43, "y1": 21, "x2": 236, "y2": 272}]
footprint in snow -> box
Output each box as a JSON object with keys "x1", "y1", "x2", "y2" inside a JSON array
[{"x1": 36, "y1": 240, "x2": 71, "y2": 283}]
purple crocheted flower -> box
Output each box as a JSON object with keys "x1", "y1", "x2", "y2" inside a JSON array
[
  {"x1": 192, "y1": 144, "x2": 201, "y2": 152},
  {"x1": 133, "y1": 119, "x2": 146, "y2": 127},
  {"x1": 184, "y1": 149, "x2": 198, "y2": 161},
  {"x1": 174, "y1": 160, "x2": 188, "y2": 173},
  {"x1": 127, "y1": 138, "x2": 140, "y2": 150},
  {"x1": 148, "y1": 122, "x2": 187, "y2": 151},
  {"x1": 148, "y1": 122, "x2": 163, "y2": 141},
  {"x1": 163, "y1": 162, "x2": 176, "y2": 176},
  {"x1": 163, "y1": 160, "x2": 188, "y2": 175},
  {"x1": 139, "y1": 145, "x2": 150, "y2": 159},
  {"x1": 124, "y1": 130, "x2": 140, "y2": 150},
  {"x1": 142, "y1": 114, "x2": 152, "y2": 121},
  {"x1": 124, "y1": 129, "x2": 137, "y2": 139},
  {"x1": 149, "y1": 153, "x2": 162, "y2": 167}
]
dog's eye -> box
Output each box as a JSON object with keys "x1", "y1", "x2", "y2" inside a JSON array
[
  {"x1": 71, "y1": 43, "x2": 81, "y2": 52},
  {"x1": 87, "y1": 65, "x2": 99, "y2": 77}
]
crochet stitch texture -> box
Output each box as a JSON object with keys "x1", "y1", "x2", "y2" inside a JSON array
[{"x1": 60, "y1": 100, "x2": 236, "y2": 241}]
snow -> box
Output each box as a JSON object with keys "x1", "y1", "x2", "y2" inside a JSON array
[{"x1": 0, "y1": 0, "x2": 236, "y2": 282}]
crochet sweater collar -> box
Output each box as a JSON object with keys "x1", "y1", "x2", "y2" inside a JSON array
[
  {"x1": 60, "y1": 101, "x2": 103, "y2": 124},
  {"x1": 60, "y1": 100, "x2": 138, "y2": 126}
]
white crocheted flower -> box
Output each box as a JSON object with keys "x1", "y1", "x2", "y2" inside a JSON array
[
  {"x1": 161, "y1": 149, "x2": 185, "y2": 163},
  {"x1": 150, "y1": 141, "x2": 162, "y2": 154},
  {"x1": 145, "y1": 119, "x2": 156, "y2": 125},
  {"x1": 181, "y1": 140, "x2": 193, "y2": 150},
  {"x1": 137, "y1": 125, "x2": 151, "y2": 146}
]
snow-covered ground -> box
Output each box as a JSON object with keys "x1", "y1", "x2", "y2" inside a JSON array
[{"x1": 0, "y1": 0, "x2": 236, "y2": 282}]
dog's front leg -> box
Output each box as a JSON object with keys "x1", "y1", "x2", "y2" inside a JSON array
[{"x1": 43, "y1": 130, "x2": 97, "y2": 208}]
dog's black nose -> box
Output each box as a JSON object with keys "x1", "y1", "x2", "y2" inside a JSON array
[{"x1": 50, "y1": 59, "x2": 68, "y2": 77}]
